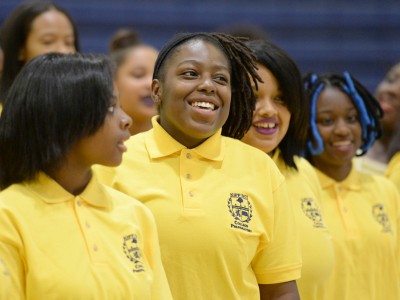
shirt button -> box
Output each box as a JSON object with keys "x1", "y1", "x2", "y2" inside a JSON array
[
  {"x1": 189, "y1": 191, "x2": 194, "y2": 197},
  {"x1": 186, "y1": 153, "x2": 191, "y2": 159},
  {"x1": 186, "y1": 174, "x2": 192, "y2": 179},
  {"x1": 343, "y1": 207, "x2": 347, "y2": 213},
  {"x1": 77, "y1": 200, "x2": 82, "y2": 206},
  {"x1": 85, "y1": 222, "x2": 91, "y2": 228},
  {"x1": 93, "y1": 244, "x2": 98, "y2": 252}
]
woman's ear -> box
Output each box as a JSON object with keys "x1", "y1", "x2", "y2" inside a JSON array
[{"x1": 151, "y1": 79, "x2": 162, "y2": 105}]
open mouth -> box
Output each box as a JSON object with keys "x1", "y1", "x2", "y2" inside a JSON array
[
  {"x1": 190, "y1": 101, "x2": 217, "y2": 111},
  {"x1": 254, "y1": 123, "x2": 277, "y2": 129},
  {"x1": 332, "y1": 140, "x2": 351, "y2": 147}
]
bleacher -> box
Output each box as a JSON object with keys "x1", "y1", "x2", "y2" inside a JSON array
[{"x1": 1, "y1": 0, "x2": 399, "y2": 93}]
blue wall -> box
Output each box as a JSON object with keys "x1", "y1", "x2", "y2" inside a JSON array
[{"x1": 1, "y1": 0, "x2": 400, "y2": 93}]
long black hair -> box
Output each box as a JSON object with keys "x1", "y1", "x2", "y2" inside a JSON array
[
  {"x1": 0, "y1": 53, "x2": 113, "y2": 189},
  {"x1": 246, "y1": 39, "x2": 307, "y2": 169},
  {"x1": 0, "y1": 0, "x2": 80, "y2": 103}
]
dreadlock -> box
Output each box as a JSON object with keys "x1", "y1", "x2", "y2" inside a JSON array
[
  {"x1": 303, "y1": 72, "x2": 383, "y2": 157},
  {"x1": 153, "y1": 32, "x2": 262, "y2": 139}
]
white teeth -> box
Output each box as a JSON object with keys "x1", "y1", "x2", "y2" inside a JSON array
[
  {"x1": 191, "y1": 101, "x2": 215, "y2": 110},
  {"x1": 256, "y1": 123, "x2": 276, "y2": 129},
  {"x1": 333, "y1": 141, "x2": 351, "y2": 147}
]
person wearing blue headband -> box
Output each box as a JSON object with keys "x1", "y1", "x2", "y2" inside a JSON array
[{"x1": 303, "y1": 72, "x2": 400, "y2": 300}]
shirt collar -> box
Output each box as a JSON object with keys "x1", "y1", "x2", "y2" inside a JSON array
[
  {"x1": 26, "y1": 172, "x2": 113, "y2": 209},
  {"x1": 146, "y1": 116, "x2": 225, "y2": 161},
  {"x1": 315, "y1": 166, "x2": 361, "y2": 191}
]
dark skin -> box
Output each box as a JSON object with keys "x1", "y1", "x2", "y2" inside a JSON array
[
  {"x1": 259, "y1": 281, "x2": 300, "y2": 300},
  {"x1": 154, "y1": 38, "x2": 301, "y2": 300}
]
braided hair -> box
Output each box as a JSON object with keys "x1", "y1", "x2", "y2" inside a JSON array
[
  {"x1": 303, "y1": 72, "x2": 383, "y2": 157},
  {"x1": 153, "y1": 32, "x2": 261, "y2": 139}
]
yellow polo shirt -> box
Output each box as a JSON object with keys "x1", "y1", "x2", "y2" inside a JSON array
[
  {"x1": 353, "y1": 156, "x2": 387, "y2": 176},
  {"x1": 386, "y1": 152, "x2": 400, "y2": 193},
  {"x1": 0, "y1": 172, "x2": 172, "y2": 300},
  {"x1": 96, "y1": 117, "x2": 302, "y2": 300},
  {"x1": 273, "y1": 151, "x2": 333, "y2": 300},
  {"x1": 314, "y1": 167, "x2": 400, "y2": 300}
]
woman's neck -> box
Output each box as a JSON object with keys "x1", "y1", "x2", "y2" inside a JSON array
[
  {"x1": 129, "y1": 120, "x2": 153, "y2": 135},
  {"x1": 313, "y1": 160, "x2": 352, "y2": 182},
  {"x1": 47, "y1": 164, "x2": 92, "y2": 196}
]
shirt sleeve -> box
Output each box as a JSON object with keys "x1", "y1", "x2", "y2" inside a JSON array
[
  {"x1": 252, "y1": 163, "x2": 302, "y2": 284},
  {"x1": 0, "y1": 239, "x2": 25, "y2": 299}
]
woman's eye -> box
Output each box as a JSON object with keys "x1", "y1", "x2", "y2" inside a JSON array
[
  {"x1": 318, "y1": 118, "x2": 333, "y2": 126},
  {"x1": 214, "y1": 75, "x2": 228, "y2": 82},
  {"x1": 274, "y1": 96, "x2": 286, "y2": 105},
  {"x1": 182, "y1": 70, "x2": 197, "y2": 77},
  {"x1": 107, "y1": 105, "x2": 116, "y2": 113},
  {"x1": 347, "y1": 115, "x2": 358, "y2": 123},
  {"x1": 42, "y1": 40, "x2": 55, "y2": 46}
]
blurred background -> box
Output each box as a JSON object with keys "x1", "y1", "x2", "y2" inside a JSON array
[{"x1": 1, "y1": 0, "x2": 399, "y2": 93}]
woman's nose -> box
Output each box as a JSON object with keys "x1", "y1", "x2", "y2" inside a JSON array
[
  {"x1": 333, "y1": 119, "x2": 351, "y2": 136},
  {"x1": 257, "y1": 97, "x2": 277, "y2": 116},
  {"x1": 121, "y1": 110, "x2": 132, "y2": 130},
  {"x1": 197, "y1": 77, "x2": 215, "y2": 93}
]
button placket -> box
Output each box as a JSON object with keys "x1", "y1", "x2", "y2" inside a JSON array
[
  {"x1": 74, "y1": 197, "x2": 104, "y2": 262},
  {"x1": 181, "y1": 150, "x2": 200, "y2": 209},
  {"x1": 334, "y1": 184, "x2": 357, "y2": 236}
]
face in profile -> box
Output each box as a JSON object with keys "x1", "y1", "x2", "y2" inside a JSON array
[
  {"x1": 114, "y1": 45, "x2": 158, "y2": 134},
  {"x1": 241, "y1": 63, "x2": 291, "y2": 154},
  {"x1": 68, "y1": 91, "x2": 132, "y2": 168},
  {"x1": 375, "y1": 63, "x2": 400, "y2": 133},
  {"x1": 312, "y1": 86, "x2": 362, "y2": 169},
  {"x1": 153, "y1": 39, "x2": 232, "y2": 148},
  {"x1": 19, "y1": 9, "x2": 76, "y2": 63}
]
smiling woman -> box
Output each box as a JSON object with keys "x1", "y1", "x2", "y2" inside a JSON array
[
  {"x1": 303, "y1": 72, "x2": 400, "y2": 299},
  {"x1": 241, "y1": 39, "x2": 334, "y2": 300},
  {"x1": 94, "y1": 32, "x2": 302, "y2": 300}
]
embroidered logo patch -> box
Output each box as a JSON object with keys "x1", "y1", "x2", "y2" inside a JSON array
[
  {"x1": 372, "y1": 204, "x2": 392, "y2": 233},
  {"x1": 301, "y1": 198, "x2": 326, "y2": 228},
  {"x1": 228, "y1": 193, "x2": 253, "y2": 232},
  {"x1": 123, "y1": 234, "x2": 145, "y2": 273}
]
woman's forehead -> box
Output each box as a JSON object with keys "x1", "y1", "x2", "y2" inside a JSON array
[{"x1": 166, "y1": 39, "x2": 229, "y2": 68}]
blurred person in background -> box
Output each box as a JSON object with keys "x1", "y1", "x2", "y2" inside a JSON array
[
  {"x1": 358, "y1": 62, "x2": 400, "y2": 175},
  {"x1": 0, "y1": 0, "x2": 79, "y2": 105},
  {"x1": 108, "y1": 27, "x2": 140, "y2": 53},
  {"x1": 109, "y1": 28, "x2": 158, "y2": 135},
  {"x1": 386, "y1": 122, "x2": 400, "y2": 192}
]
